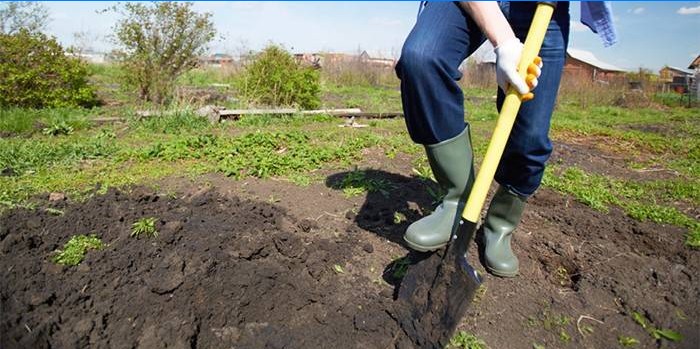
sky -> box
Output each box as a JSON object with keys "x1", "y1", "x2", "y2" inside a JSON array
[{"x1": 40, "y1": 1, "x2": 700, "y2": 72}]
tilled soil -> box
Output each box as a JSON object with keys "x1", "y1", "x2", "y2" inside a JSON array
[
  {"x1": 1, "y1": 156, "x2": 698, "y2": 348},
  {"x1": 0, "y1": 188, "x2": 412, "y2": 349}
]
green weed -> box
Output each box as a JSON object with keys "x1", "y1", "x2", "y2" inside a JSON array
[
  {"x1": 42, "y1": 121, "x2": 74, "y2": 136},
  {"x1": 129, "y1": 110, "x2": 210, "y2": 134},
  {"x1": 387, "y1": 256, "x2": 411, "y2": 280},
  {"x1": 393, "y1": 211, "x2": 407, "y2": 224},
  {"x1": 631, "y1": 311, "x2": 683, "y2": 343},
  {"x1": 44, "y1": 207, "x2": 64, "y2": 216},
  {"x1": 618, "y1": 335, "x2": 639, "y2": 347},
  {"x1": 335, "y1": 169, "x2": 392, "y2": 198},
  {"x1": 0, "y1": 135, "x2": 118, "y2": 174},
  {"x1": 0, "y1": 107, "x2": 90, "y2": 136},
  {"x1": 447, "y1": 331, "x2": 487, "y2": 349},
  {"x1": 51, "y1": 234, "x2": 103, "y2": 266},
  {"x1": 412, "y1": 156, "x2": 435, "y2": 182},
  {"x1": 131, "y1": 217, "x2": 159, "y2": 238}
]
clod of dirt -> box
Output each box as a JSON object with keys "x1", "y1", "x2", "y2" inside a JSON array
[{"x1": 48, "y1": 192, "x2": 66, "y2": 201}]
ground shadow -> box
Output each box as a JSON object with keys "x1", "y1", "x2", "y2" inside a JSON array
[{"x1": 325, "y1": 169, "x2": 444, "y2": 292}]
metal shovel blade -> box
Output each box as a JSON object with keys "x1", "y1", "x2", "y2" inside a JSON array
[{"x1": 395, "y1": 219, "x2": 481, "y2": 349}]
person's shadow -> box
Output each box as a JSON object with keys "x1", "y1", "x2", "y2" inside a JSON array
[{"x1": 325, "y1": 169, "x2": 441, "y2": 295}]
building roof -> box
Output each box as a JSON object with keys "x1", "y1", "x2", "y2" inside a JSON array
[
  {"x1": 661, "y1": 66, "x2": 693, "y2": 76},
  {"x1": 566, "y1": 48, "x2": 627, "y2": 72},
  {"x1": 470, "y1": 44, "x2": 627, "y2": 73},
  {"x1": 689, "y1": 55, "x2": 700, "y2": 70}
]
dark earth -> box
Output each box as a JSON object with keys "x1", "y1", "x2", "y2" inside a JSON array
[{"x1": 1, "y1": 143, "x2": 698, "y2": 349}]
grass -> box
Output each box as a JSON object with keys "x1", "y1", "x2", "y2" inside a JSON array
[
  {"x1": 131, "y1": 217, "x2": 159, "y2": 238},
  {"x1": 51, "y1": 234, "x2": 103, "y2": 266},
  {"x1": 0, "y1": 107, "x2": 91, "y2": 136},
  {"x1": 321, "y1": 83, "x2": 402, "y2": 111},
  {"x1": 1, "y1": 72, "x2": 698, "y2": 251},
  {"x1": 542, "y1": 166, "x2": 700, "y2": 248},
  {"x1": 447, "y1": 331, "x2": 487, "y2": 349}
]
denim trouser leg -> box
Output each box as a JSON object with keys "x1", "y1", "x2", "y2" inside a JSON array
[
  {"x1": 395, "y1": 2, "x2": 485, "y2": 145},
  {"x1": 396, "y1": 1, "x2": 570, "y2": 197},
  {"x1": 495, "y1": 2, "x2": 570, "y2": 196}
]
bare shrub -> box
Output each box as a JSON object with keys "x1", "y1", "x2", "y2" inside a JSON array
[
  {"x1": 0, "y1": 2, "x2": 49, "y2": 35},
  {"x1": 108, "y1": 2, "x2": 216, "y2": 105},
  {"x1": 321, "y1": 53, "x2": 398, "y2": 88}
]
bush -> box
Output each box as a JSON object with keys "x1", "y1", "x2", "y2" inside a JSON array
[
  {"x1": 236, "y1": 45, "x2": 320, "y2": 109},
  {"x1": 0, "y1": 30, "x2": 98, "y2": 108},
  {"x1": 109, "y1": 2, "x2": 216, "y2": 104}
]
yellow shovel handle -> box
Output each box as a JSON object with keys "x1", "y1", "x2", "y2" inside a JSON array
[{"x1": 462, "y1": 3, "x2": 555, "y2": 223}]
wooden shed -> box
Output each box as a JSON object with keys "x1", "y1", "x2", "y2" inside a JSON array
[
  {"x1": 659, "y1": 66, "x2": 693, "y2": 94},
  {"x1": 564, "y1": 48, "x2": 627, "y2": 82}
]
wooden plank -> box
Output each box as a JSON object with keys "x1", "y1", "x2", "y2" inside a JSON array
[
  {"x1": 301, "y1": 108, "x2": 362, "y2": 115},
  {"x1": 221, "y1": 108, "x2": 297, "y2": 116},
  {"x1": 90, "y1": 117, "x2": 126, "y2": 123}
]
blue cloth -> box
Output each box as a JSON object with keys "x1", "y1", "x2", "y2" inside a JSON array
[
  {"x1": 396, "y1": 1, "x2": 570, "y2": 196},
  {"x1": 581, "y1": 1, "x2": 617, "y2": 47}
]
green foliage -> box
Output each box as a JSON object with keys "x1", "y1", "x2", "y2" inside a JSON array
[
  {"x1": 131, "y1": 217, "x2": 158, "y2": 238},
  {"x1": 618, "y1": 335, "x2": 639, "y2": 347},
  {"x1": 129, "y1": 110, "x2": 211, "y2": 134},
  {"x1": 51, "y1": 234, "x2": 103, "y2": 266},
  {"x1": 236, "y1": 45, "x2": 320, "y2": 109},
  {"x1": 542, "y1": 167, "x2": 617, "y2": 212},
  {"x1": 631, "y1": 311, "x2": 683, "y2": 343},
  {"x1": 215, "y1": 131, "x2": 379, "y2": 179},
  {"x1": 109, "y1": 2, "x2": 216, "y2": 104},
  {"x1": 0, "y1": 135, "x2": 118, "y2": 174},
  {"x1": 411, "y1": 156, "x2": 435, "y2": 182},
  {"x1": 0, "y1": 30, "x2": 98, "y2": 108},
  {"x1": 447, "y1": 331, "x2": 487, "y2": 349},
  {"x1": 388, "y1": 256, "x2": 411, "y2": 279},
  {"x1": 333, "y1": 169, "x2": 392, "y2": 198},
  {"x1": 42, "y1": 121, "x2": 74, "y2": 136},
  {"x1": 543, "y1": 166, "x2": 700, "y2": 248},
  {"x1": 0, "y1": 107, "x2": 91, "y2": 136}
]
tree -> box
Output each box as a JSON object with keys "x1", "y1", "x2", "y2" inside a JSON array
[
  {"x1": 109, "y1": 2, "x2": 216, "y2": 104},
  {"x1": 0, "y1": 2, "x2": 49, "y2": 35}
]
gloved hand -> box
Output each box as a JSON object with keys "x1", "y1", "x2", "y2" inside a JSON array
[{"x1": 494, "y1": 38, "x2": 543, "y2": 100}]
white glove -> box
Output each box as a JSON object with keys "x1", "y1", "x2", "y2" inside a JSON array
[{"x1": 494, "y1": 38, "x2": 542, "y2": 95}]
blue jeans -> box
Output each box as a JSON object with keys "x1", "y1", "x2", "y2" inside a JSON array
[{"x1": 396, "y1": 1, "x2": 570, "y2": 197}]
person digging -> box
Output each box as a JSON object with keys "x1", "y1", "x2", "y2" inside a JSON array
[{"x1": 396, "y1": 1, "x2": 616, "y2": 277}]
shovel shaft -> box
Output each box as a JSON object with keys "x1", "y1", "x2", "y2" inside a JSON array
[{"x1": 462, "y1": 2, "x2": 555, "y2": 223}]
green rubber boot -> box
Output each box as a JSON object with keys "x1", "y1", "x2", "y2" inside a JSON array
[
  {"x1": 483, "y1": 186, "x2": 527, "y2": 277},
  {"x1": 404, "y1": 127, "x2": 473, "y2": 252}
]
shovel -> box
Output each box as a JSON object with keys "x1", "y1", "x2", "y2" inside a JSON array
[{"x1": 395, "y1": 3, "x2": 557, "y2": 348}]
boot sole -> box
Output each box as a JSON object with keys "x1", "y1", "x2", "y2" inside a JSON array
[
  {"x1": 485, "y1": 265, "x2": 518, "y2": 278},
  {"x1": 403, "y1": 237, "x2": 447, "y2": 252}
]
